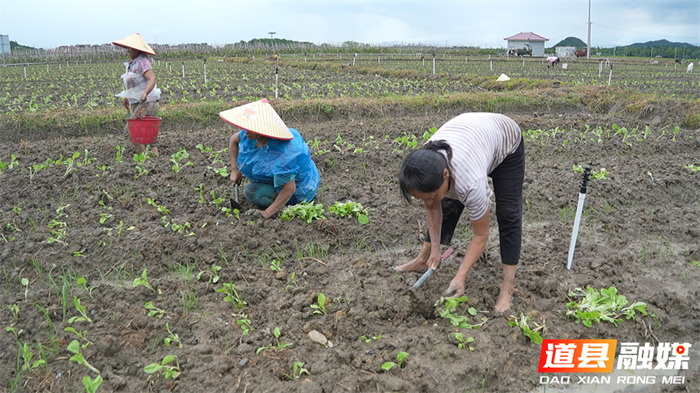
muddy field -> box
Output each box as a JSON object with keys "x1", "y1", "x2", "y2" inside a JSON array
[{"x1": 0, "y1": 103, "x2": 699, "y2": 393}]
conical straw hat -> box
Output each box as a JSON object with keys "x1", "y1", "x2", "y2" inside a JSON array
[
  {"x1": 219, "y1": 98, "x2": 293, "y2": 140},
  {"x1": 112, "y1": 33, "x2": 156, "y2": 56}
]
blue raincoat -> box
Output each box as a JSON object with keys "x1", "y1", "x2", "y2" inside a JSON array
[{"x1": 238, "y1": 128, "x2": 320, "y2": 203}]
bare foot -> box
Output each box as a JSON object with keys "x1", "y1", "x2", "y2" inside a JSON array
[
  {"x1": 494, "y1": 283, "x2": 515, "y2": 313},
  {"x1": 393, "y1": 257, "x2": 428, "y2": 272},
  {"x1": 394, "y1": 243, "x2": 431, "y2": 272}
]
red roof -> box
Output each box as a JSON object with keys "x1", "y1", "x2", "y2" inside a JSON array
[{"x1": 503, "y1": 32, "x2": 549, "y2": 41}]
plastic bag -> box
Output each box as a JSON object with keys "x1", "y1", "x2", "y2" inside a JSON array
[{"x1": 116, "y1": 72, "x2": 161, "y2": 103}]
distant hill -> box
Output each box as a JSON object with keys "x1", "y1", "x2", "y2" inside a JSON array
[
  {"x1": 550, "y1": 37, "x2": 586, "y2": 49},
  {"x1": 626, "y1": 39, "x2": 695, "y2": 49},
  {"x1": 10, "y1": 41, "x2": 35, "y2": 50},
  {"x1": 600, "y1": 39, "x2": 699, "y2": 58}
]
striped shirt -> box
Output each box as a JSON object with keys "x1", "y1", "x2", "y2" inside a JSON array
[{"x1": 428, "y1": 113, "x2": 522, "y2": 220}]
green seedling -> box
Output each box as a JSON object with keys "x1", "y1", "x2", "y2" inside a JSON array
[
  {"x1": 114, "y1": 145, "x2": 125, "y2": 163},
  {"x1": 0, "y1": 154, "x2": 19, "y2": 174},
  {"x1": 281, "y1": 201, "x2": 326, "y2": 223},
  {"x1": 566, "y1": 286, "x2": 647, "y2": 327},
  {"x1": 208, "y1": 166, "x2": 229, "y2": 177},
  {"x1": 144, "y1": 302, "x2": 165, "y2": 319},
  {"x1": 435, "y1": 296, "x2": 488, "y2": 329},
  {"x1": 256, "y1": 327, "x2": 292, "y2": 354},
  {"x1": 360, "y1": 334, "x2": 382, "y2": 343},
  {"x1": 20, "y1": 342, "x2": 46, "y2": 371},
  {"x1": 329, "y1": 200, "x2": 369, "y2": 224},
  {"x1": 269, "y1": 259, "x2": 282, "y2": 271},
  {"x1": 98, "y1": 212, "x2": 112, "y2": 225},
  {"x1": 21, "y1": 277, "x2": 29, "y2": 299},
  {"x1": 194, "y1": 184, "x2": 205, "y2": 203},
  {"x1": 455, "y1": 332, "x2": 475, "y2": 350},
  {"x1": 133, "y1": 150, "x2": 149, "y2": 178},
  {"x1": 284, "y1": 272, "x2": 299, "y2": 292},
  {"x1": 310, "y1": 293, "x2": 326, "y2": 315},
  {"x1": 508, "y1": 314, "x2": 543, "y2": 344},
  {"x1": 683, "y1": 164, "x2": 700, "y2": 173},
  {"x1": 423, "y1": 126, "x2": 438, "y2": 141},
  {"x1": 221, "y1": 206, "x2": 240, "y2": 219},
  {"x1": 210, "y1": 190, "x2": 226, "y2": 207},
  {"x1": 6, "y1": 326, "x2": 24, "y2": 343},
  {"x1": 144, "y1": 355, "x2": 181, "y2": 380},
  {"x1": 394, "y1": 132, "x2": 418, "y2": 150},
  {"x1": 235, "y1": 313, "x2": 253, "y2": 335},
  {"x1": 217, "y1": 283, "x2": 246, "y2": 309},
  {"x1": 284, "y1": 361, "x2": 310, "y2": 380},
  {"x1": 47, "y1": 216, "x2": 68, "y2": 244},
  {"x1": 196, "y1": 264, "x2": 221, "y2": 284},
  {"x1": 147, "y1": 198, "x2": 169, "y2": 215},
  {"x1": 196, "y1": 143, "x2": 212, "y2": 153},
  {"x1": 82, "y1": 375, "x2": 103, "y2": 393},
  {"x1": 76, "y1": 277, "x2": 95, "y2": 297},
  {"x1": 8, "y1": 304, "x2": 19, "y2": 319},
  {"x1": 12, "y1": 205, "x2": 22, "y2": 215},
  {"x1": 170, "y1": 148, "x2": 193, "y2": 173},
  {"x1": 67, "y1": 340, "x2": 100, "y2": 374},
  {"x1": 381, "y1": 351, "x2": 409, "y2": 371},
  {"x1": 68, "y1": 296, "x2": 93, "y2": 324},
  {"x1": 96, "y1": 164, "x2": 110, "y2": 176},
  {"x1": 63, "y1": 151, "x2": 80, "y2": 176},
  {"x1": 133, "y1": 269, "x2": 155, "y2": 292},
  {"x1": 164, "y1": 323, "x2": 182, "y2": 348},
  {"x1": 65, "y1": 327, "x2": 93, "y2": 348}
]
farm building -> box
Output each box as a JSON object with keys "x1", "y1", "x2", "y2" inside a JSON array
[
  {"x1": 556, "y1": 46, "x2": 576, "y2": 58},
  {"x1": 504, "y1": 32, "x2": 548, "y2": 57}
]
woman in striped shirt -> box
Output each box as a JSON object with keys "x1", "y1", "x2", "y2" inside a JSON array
[{"x1": 396, "y1": 113, "x2": 524, "y2": 313}]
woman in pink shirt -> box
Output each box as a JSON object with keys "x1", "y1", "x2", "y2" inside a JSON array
[{"x1": 113, "y1": 33, "x2": 161, "y2": 155}]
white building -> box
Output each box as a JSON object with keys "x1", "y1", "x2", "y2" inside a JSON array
[
  {"x1": 504, "y1": 32, "x2": 548, "y2": 57},
  {"x1": 556, "y1": 46, "x2": 576, "y2": 58}
]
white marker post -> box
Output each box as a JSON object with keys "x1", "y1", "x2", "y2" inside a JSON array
[{"x1": 567, "y1": 168, "x2": 592, "y2": 270}]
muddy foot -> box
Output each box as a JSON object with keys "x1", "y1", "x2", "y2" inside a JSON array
[
  {"x1": 494, "y1": 286, "x2": 515, "y2": 313},
  {"x1": 393, "y1": 259, "x2": 428, "y2": 273}
]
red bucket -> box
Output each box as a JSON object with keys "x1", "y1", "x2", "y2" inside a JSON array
[{"x1": 127, "y1": 116, "x2": 161, "y2": 144}]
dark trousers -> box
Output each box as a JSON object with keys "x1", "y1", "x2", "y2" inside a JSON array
[{"x1": 425, "y1": 138, "x2": 525, "y2": 265}]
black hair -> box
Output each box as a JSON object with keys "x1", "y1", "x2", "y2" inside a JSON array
[{"x1": 399, "y1": 140, "x2": 452, "y2": 203}]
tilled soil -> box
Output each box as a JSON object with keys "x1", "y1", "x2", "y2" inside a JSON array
[{"x1": 0, "y1": 107, "x2": 698, "y2": 393}]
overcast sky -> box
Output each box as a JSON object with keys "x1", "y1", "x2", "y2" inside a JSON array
[{"x1": 2, "y1": 0, "x2": 699, "y2": 49}]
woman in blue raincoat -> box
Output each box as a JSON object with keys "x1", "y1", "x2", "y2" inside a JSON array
[{"x1": 221, "y1": 99, "x2": 320, "y2": 218}]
